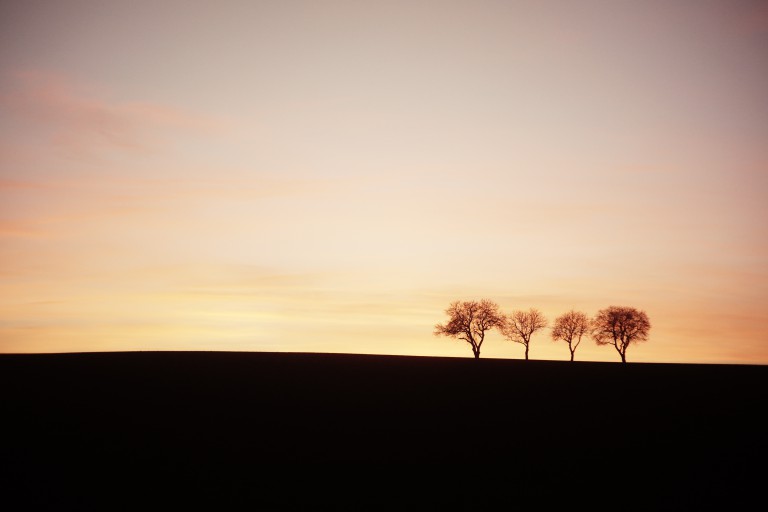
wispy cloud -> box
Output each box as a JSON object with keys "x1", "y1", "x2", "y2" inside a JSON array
[
  {"x1": 0, "y1": 170, "x2": 335, "y2": 245},
  {"x1": 0, "y1": 219, "x2": 43, "y2": 238},
  {"x1": 0, "y1": 179, "x2": 54, "y2": 190},
  {"x1": 0, "y1": 70, "x2": 226, "y2": 159}
]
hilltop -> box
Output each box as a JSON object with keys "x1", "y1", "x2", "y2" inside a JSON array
[{"x1": 1, "y1": 351, "x2": 765, "y2": 509}]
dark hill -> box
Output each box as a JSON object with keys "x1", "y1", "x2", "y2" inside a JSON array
[{"x1": 1, "y1": 351, "x2": 765, "y2": 510}]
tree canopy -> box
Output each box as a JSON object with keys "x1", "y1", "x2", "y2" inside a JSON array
[
  {"x1": 591, "y1": 306, "x2": 651, "y2": 363},
  {"x1": 500, "y1": 308, "x2": 548, "y2": 360},
  {"x1": 551, "y1": 310, "x2": 591, "y2": 361},
  {"x1": 434, "y1": 299, "x2": 504, "y2": 359}
]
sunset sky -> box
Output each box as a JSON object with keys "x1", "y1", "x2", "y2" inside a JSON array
[{"x1": 1, "y1": 0, "x2": 766, "y2": 363}]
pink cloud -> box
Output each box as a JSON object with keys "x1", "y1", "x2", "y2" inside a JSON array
[
  {"x1": 0, "y1": 172, "x2": 331, "y2": 246},
  {"x1": 0, "y1": 220, "x2": 43, "y2": 238},
  {"x1": 0, "y1": 179, "x2": 52, "y2": 190},
  {"x1": 0, "y1": 70, "x2": 226, "y2": 158}
]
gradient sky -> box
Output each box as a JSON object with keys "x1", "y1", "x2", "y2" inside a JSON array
[{"x1": 1, "y1": 0, "x2": 767, "y2": 363}]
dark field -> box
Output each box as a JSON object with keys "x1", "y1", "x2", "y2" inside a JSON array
[{"x1": 1, "y1": 351, "x2": 765, "y2": 510}]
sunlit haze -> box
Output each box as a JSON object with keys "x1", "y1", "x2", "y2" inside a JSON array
[{"x1": 1, "y1": 0, "x2": 766, "y2": 363}]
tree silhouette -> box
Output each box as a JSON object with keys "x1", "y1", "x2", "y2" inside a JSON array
[
  {"x1": 591, "y1": 306, "x2": 651, "y2": 363},
  {"x1": 551, "y1": 310, "x2": 591, "y2": 361},
  {"x1": 434, "y1": 299, "x2": 504, "y2": 359},
  {"x1": 501, "y1": 308, "x2": 547, "y2": 360}
]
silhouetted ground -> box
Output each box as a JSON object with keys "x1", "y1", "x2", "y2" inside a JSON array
[{"x1": 1, "y1": 352, "x2": 765, "y2": 510}]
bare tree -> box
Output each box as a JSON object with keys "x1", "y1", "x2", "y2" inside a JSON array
[
  {"x1": 551, "y1": 310, "x2": 591, "y2": 361},
  {"x1": 591, "y1": 306, "x2": 651, "y2": 363},
  {"x1": 501, "y1": 308, "x2": 548, "y2": 360},
  {"x1": 434, "y1": 299, "x2": 504, "y2": 359}
]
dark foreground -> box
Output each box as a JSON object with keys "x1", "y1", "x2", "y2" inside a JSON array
[{"x1": 1, "y1": 352, "x2": 766, "y2": 510}]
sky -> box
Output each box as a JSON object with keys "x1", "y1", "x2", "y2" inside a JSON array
[{"x1": 1, "y1": 0, "x2": 766, "y2": 363}]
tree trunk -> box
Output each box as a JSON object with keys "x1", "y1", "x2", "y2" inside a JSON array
[
  {"x1": 615, "y1": 343, "x2": 625, "y2": 363},
  {"x1": 473, "y1": 349, "x2": 480, "y2": 359},
  {"x1": 570, "y1": 350, "x2": 574, "y2": 362},
  {"x1": 620, "y1": 350, "x2": 626, "y2": 363},
  {"x1": 524, "y1": 345, "x2": 529, "y2": 360}
]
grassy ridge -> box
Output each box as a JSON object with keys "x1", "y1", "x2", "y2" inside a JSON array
[{"x1": 2, "y1": 352, "x2": 765, "y2": 509}]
